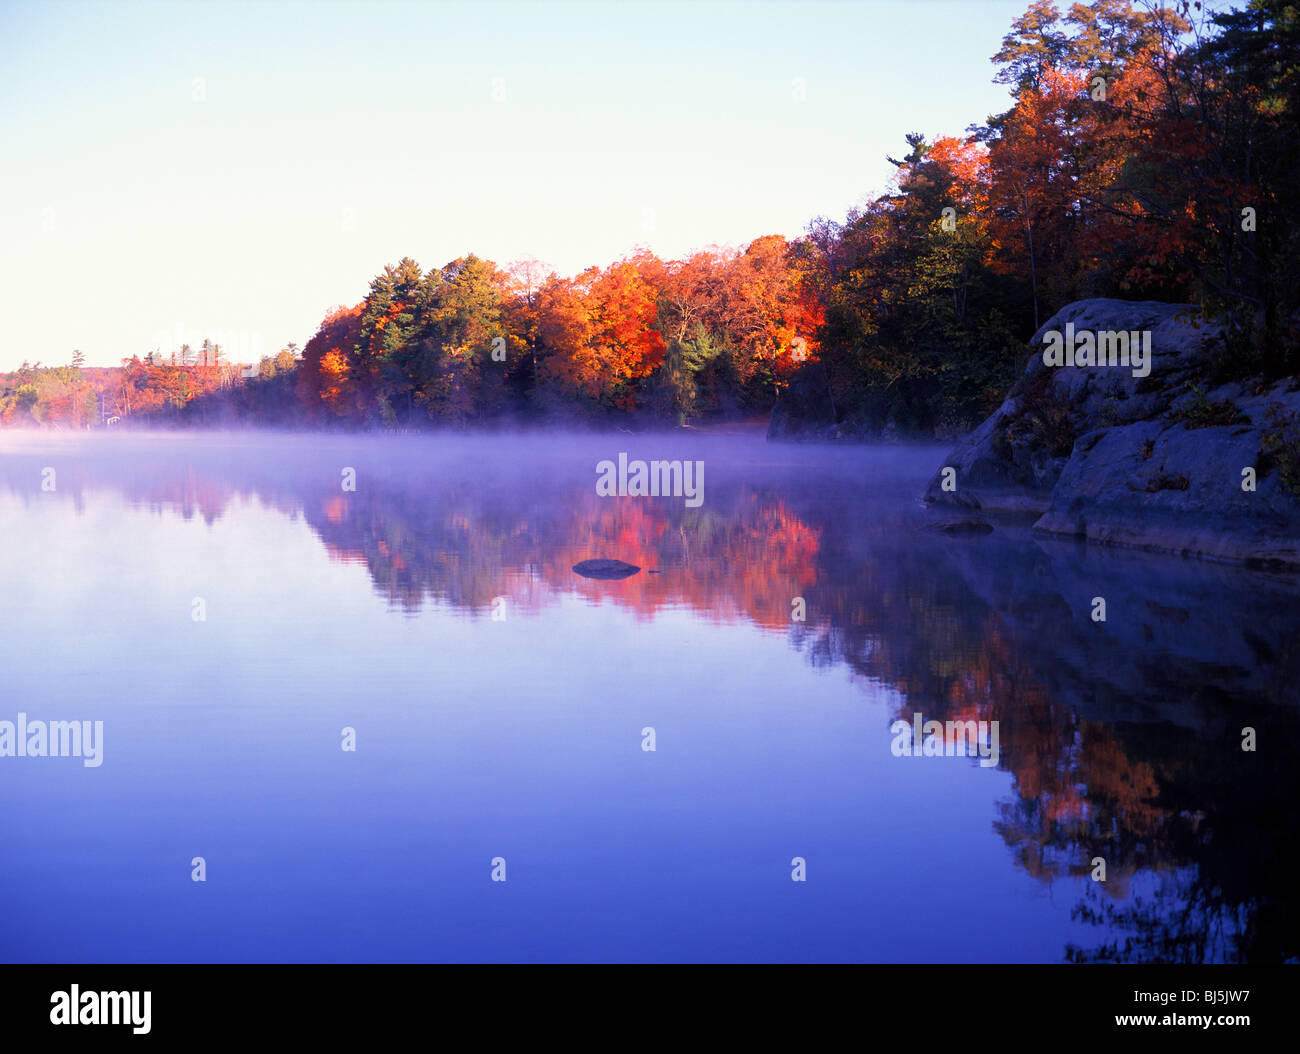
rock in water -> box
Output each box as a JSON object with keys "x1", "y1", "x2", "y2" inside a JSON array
[
  {"x1": 922, "y1": 516, "x2": 995, "y2": 535},
  {"x1": 572, "y1": 558, "x2": 641, "y2": 580}
]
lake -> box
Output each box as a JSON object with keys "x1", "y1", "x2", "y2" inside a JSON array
[{"x1": 1, "y1": 429, "x2": 1297, "y2": 963}]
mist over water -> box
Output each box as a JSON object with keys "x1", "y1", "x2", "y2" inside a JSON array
[{"x1": 2, "y1": 429, "x2": 1297, "y2": 963}]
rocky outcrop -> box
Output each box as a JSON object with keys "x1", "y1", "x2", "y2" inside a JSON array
[{"x1": 922, "y1": 298, "x2": 1300, "y2": 568}]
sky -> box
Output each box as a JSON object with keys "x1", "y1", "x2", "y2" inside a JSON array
[{"x1": 0, "y1": 0, "x2": 1031, "y2": 369}]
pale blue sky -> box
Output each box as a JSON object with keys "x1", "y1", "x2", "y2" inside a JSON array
[{"x1": 0, "y1": 0, "x2": 1029, "y2": 369}]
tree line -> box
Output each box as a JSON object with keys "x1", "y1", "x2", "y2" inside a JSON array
[{"x1": 4, "y1": 1, "x2": 1295, "y2": 433}]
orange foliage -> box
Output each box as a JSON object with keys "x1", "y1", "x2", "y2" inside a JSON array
[{"x1": 297, "y1": 303, "x2": 366, "y2": 421}]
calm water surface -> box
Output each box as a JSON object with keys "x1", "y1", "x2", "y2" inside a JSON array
[{"x1": 1, "y1": 430, "x2": 1297, "y2": 963}]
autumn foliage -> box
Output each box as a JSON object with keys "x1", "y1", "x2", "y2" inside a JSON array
[
  {"x1": 6, "y1": 0, "x2": 1297, "y2": 432},
  {"x1": 288, "y1": 238, "x2": 824, "y2": 427}
]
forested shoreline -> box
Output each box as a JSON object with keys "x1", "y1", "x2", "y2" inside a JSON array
[{"x1": 4, "y1": 1, "x2": 1297, "y2": 435}]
